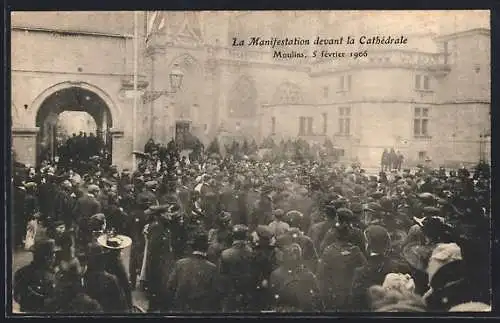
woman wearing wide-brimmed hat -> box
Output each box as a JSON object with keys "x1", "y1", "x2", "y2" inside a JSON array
[{"x1": 97, "y1": 233, "x2": 133, "y2": 309}]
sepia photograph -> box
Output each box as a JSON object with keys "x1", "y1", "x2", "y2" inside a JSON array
[{"x1": 9, "y1": 10, "x2": 491, "y2": 314}]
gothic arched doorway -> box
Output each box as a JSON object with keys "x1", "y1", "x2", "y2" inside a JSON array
[{"x1": 35, "y1": 86, "x2": 113, "y2": 167}]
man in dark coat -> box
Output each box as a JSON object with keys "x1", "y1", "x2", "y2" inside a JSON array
[
  {"x1": 129, "y1": 184, "x2": 158, "y2": 290},
  {"x1": 143, "y1": 204, "x2": 177, "y2": 312},
  {"x1": 162, "y1": 231, "x2": 220, "y2": 312},
  {"x1": 349, "y1": 225, "x2": 411, "y2": 311},
  {"x1": 84, "y1": 244, "x2": 128, "y2": 312},
  {"x1": 250, "y1": 186, "x2": 274, "y2": 231},
  {"x1": 389, "y1": 148, "x2": 398, "y2": 170},
  {"x1": 279, "y1": 210, "x2": 318, "y2": 272},
  {"x1": 396, "y1": 151, "x2": 404, "y2": 171},
  {"x1": 38, "y1": 174, "x2": 58, "y2": 232},
  {"x1": 251, "y1": 225, "x2": 279, "y2": 311},
  {"x1": 55, "y1": 180, "x2": 76, "y2": 232},
  {"x1": 307, "y1": 202, "x2": 337, "y2": 252},
  {"x1": 319, "y1": 208, "x2": 364, "y2": 255},
  {"x1": 218, "y1": 224, "x2": 256, "y2": 312},
  {"x1": 381, "y1": 149, "x2": 389, "y2": 172},
  {"x1": 269, "y1": 242, "x2": 323, "y2": 312},
  {"x1": 13, "y1": 239, "x2": 57, "y2": 313},
  {"x1": 207, "y1": 211, "x2": 233, "y2": 264},
  {"x1": 317, "y1": 210, "x2": 367, "y2": 311}
]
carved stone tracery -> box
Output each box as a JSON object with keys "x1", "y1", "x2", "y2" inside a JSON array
[{"x1": 272, "y1": 82, "x2": 304, "y2": 105}]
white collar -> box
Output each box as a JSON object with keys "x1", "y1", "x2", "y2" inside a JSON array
[
  {"x1": 192, "y1": 251, "x2": 207, "y2": 257},
  {"x1": 88, "y1": 193, "x2": 95, "y2": 198}
]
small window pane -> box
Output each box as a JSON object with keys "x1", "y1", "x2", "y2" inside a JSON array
[
  {"x1": 345, "y1": 107, "x2": 351, "y2": 116},
  {"x1": 422, "y1": 108, "x2": 429, "y2": 117},
  {"x1": 423, "y1": 76, "x2": 430, "y2": 90},
  {"x1": 339, "y1": 118, "x2": 344, "y2": 134},
  {"x1": 415, "y1": 75, "x2": 421, "y2": 89},
  {"x1": 414, "y1": 107, "x2": 421, "y2": 117},
  {"x1": 345, "y1": 119, "x2": 350, "y2": 135},
  {"x1": 421, "y1": 119, "x2": 429, "y2": 135},
  {"x1": 347, "y1": 75, "x2": 352, "y2": 91},
  {"x1": 414, "y1": 119, "x2": 421, "y2": 135},
  {"x1": 339, "y1": 107, "x2": 344, "y2": 116},
  {"x1": 339, "y1": 76, "x2": 344, "y2": 90}
]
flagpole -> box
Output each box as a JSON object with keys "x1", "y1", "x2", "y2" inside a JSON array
[{"x1": 132, "y1": 11, "x2": 139, "y2": 171}]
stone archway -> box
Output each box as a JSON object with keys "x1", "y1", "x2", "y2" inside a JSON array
[
  {"x1": 12, "y1": 81, "x2": 125, "y2": 168},
  {"x1": 35, "y1": 86, "x2": 113, "y2": 166}
]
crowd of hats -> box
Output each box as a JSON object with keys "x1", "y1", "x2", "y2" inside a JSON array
[{"x1": 12, "y1": 134, "x2": 491, "y2": 313}]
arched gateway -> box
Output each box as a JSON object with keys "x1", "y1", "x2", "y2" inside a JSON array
[{"x1": 12, "y1": 81, "x2": 125, "y2": 168}]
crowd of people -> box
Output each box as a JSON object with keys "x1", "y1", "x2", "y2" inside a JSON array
[
  {"x1": 12, "y1": 136, "x2": 491, "y2": 313},
  {"x1": 42, "y1": 132, "x2": 111, "y2": 173}
]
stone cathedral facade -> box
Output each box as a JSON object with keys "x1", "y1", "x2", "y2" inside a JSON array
[{"x1": 11, "y1": 11, "x2": 490, "y2": 170}]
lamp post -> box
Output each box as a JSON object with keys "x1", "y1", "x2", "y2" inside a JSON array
[{"x1": 143, "y1": 63, "x2": 184, "y2": 142}]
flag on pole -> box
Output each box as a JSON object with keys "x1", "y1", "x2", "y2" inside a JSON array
[{"x1": 146, "y1": 11, "x2": 166, "y2": 43}]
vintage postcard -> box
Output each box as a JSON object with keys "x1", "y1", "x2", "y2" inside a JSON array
[{"x1": 9, "y1": 10, "x2": 491, "y2": 314}]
